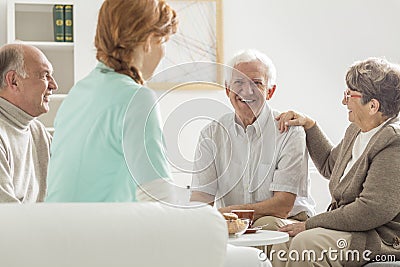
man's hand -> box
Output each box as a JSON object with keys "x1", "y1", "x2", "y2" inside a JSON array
[
  {"x1": 218, "y1": 191, "x2": 296, "y2": 220},
  {"x1": 278, "y1": 222, "x2": 306, "y2": 237}
]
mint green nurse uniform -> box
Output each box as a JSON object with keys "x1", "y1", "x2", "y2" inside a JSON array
[{"x1": 46, "y1": 62, "x2": 171, "y2": 202}]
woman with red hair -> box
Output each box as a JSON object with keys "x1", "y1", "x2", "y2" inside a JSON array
[{"x1": 46, "y1": 0, "x2": 178, "y2": 203}]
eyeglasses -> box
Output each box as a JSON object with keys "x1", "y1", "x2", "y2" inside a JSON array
[
  {"x1": 230, "y1": 79, "x2": 267, "y2": 92},
  {"x1": 343, "y1": 90, "x2": 362, "y2": 103}
]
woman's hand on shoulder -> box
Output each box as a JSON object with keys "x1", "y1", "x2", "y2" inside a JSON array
[{"x1": 275, "y1": 110, "x2": 315, "y2": 133}]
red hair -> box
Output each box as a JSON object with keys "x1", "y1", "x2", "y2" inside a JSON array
[{"x1": 95, "y1": 0, "x2": 177, "y2": 84}]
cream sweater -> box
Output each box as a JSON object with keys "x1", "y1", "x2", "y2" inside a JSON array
[{"x1": 0, "y1": 97, "x2": 51, "y2": 202}]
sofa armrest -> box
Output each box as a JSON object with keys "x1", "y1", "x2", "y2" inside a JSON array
[{"x1": 0, "y1": 203, "x2": 227, "y2": 267}]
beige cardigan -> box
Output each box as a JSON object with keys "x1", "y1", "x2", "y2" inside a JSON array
[{"x1": 304, "y1": 118, "x2": 400, "y2": 266}]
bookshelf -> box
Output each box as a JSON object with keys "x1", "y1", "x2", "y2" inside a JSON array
[{"x1": 7, "y1": 0, "x2": 75, "y2": 95}]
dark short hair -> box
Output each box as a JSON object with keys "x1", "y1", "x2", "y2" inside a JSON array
[{"x1": 346, "y1": 57, "x2": 400, "y2": 117}]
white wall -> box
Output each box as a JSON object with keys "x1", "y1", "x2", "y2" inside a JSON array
[
  {"x1": 224, "y1": 0, "x2": 400, "y2": 144},
  {"x1": 2, "y1": 0, "x2": 400, "y2": 212},
  {"x1": 0, "y1": 0, "x2": 6, "y2": 45},
  {"x1": 73, "y1": 0, "x2": 102, "y2": 81}
]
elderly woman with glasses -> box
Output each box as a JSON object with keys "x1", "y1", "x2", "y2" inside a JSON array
[{"x1": 274, "y1": 57, "x2": 400, "y2": 267}]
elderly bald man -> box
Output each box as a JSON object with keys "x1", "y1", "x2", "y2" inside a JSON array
[{"x1": 0, "y1": 43, "x2": 58, "y2": 202}]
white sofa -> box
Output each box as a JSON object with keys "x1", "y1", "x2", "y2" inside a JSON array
[{"x1": 0, "y1": 202, "x2": 270, "y2": 267}]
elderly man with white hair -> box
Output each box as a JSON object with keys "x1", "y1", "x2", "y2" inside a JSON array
[{"x1": 190, "y1": 49, "x2": 315, "y2": 229}]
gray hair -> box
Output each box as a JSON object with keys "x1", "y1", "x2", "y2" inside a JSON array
[
  {"x1": 0, "y1": 44, "x2": 27, "y2": 89},
  {"x1": 225, "y1": 49, "x2": 277, "y2": 89},
  {"x1": 346, "y1": 57, "x2": 400, "y2": 118}
]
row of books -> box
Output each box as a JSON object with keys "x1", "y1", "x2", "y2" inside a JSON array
[{"x1": 53, "y1": 4, "x2": 73, "y2": 42}]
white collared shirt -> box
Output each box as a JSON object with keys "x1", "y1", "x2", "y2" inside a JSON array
[{"x1": 191, "y1": 103, "x2": 315, "y2": 217}]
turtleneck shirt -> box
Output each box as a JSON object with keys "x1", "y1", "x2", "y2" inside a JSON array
[{"x1": 0, "y1": 97, "x2": 51, "y2": 202}]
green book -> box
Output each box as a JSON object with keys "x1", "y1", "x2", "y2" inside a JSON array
[
  {"x1": 64, "y1": 5, "x2": 73, "y2": 42},
  {"x1": 53, "y1": 5, "x2": 64, "y2": 42}
]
